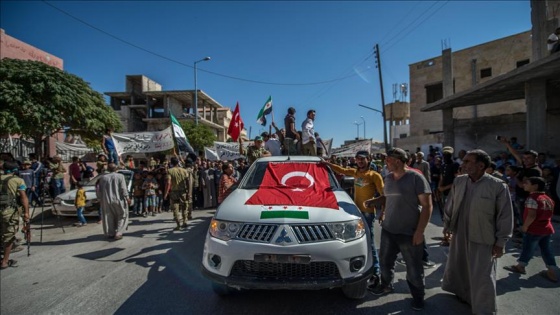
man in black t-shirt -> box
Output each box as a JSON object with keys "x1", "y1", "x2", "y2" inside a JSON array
[{"x1": 283, "y1": 107, "x2": 300, "y2": 155}]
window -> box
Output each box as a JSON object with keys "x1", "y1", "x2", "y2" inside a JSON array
[
  {"x1": 425, "y1": 83, "x2": 443, "y2": 104},
  {"x1": 480, "y1": 68, "x2": 492, "y2": 78},
  {"x1": 516, "y1": 59, "x2": 529, "y2": 68}
]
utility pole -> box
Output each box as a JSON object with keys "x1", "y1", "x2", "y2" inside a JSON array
[{"x1": 374, "y1": 44, "x2": 389, "y2": 152}]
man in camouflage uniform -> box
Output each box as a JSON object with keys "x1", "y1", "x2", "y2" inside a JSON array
[
  {"x1": 239, "y1": 136, "x2": 271, "y2": 165},
  {"x1": 1, "y1": 161, "x2": 30, "y2": 269},
  {"x1": 164, "y1": 157, "x2": 194, "y2": 230}
]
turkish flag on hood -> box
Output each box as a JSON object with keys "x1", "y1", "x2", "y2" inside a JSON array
[
  {"x1": 245, "y1": 162, "x2": 339, "y2": 210},
  {"x1": 227, "y1": 102, "x2": 244, "y2": 141}
]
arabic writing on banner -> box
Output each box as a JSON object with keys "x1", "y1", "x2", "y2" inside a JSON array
[
  {"x1": 113, "y1": 127, "x2": 175, "y2": 155},
  {"x1": 213, "y1": 141, "x2": 253, "y2": 161}
]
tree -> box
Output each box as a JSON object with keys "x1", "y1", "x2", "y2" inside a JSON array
[
  {"x1": 179, "y1": 120, "x2": 217, "y2": 155},
  {"x1": 0, "y1": 58, "x2": 122, "y2": 157}
]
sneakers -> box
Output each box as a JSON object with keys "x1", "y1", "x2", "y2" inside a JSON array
[
  {"x1": 367, "y1": 274, "x2": 380, "y2": 289},
  {"x1": 396, "y1": 258, "x2": 406, "y2": 265},
  {"x1": 422, "y1": 260, "x2": 436, "y2": 268},
  {"x1": 411, "y1": 298, "x2": 425, "y2": 311},
  {"x1": 181, "y1": 223, "x2": 188, "y2": 229},
  {"x1": 369, "y1": 284, "x2": 394, "y2": 296},
  {"x1": 173, "y1": 226, "x2": 182, "y2": 231}
]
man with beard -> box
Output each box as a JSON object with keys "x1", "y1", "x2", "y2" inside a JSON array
[
  {"x1": 441, "y1": 149, "x2": 513, "y2": 314},
  {"x1": 322, "y1": 150, "x2": 384, "y2": 287}
]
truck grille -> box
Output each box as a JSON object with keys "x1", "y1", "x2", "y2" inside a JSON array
[
  {"x1": 230, "y1": 260, "x2": 341, "y2": 280},
  {"x1": 236, "y1": 224, "x2": 278, "y2": 243},
  {"x1": 291, "y1": 224, "x2": 334, "y2": 243}
]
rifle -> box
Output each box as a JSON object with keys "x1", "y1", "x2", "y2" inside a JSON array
[{"x1": 22, "y1": 220, "x2": 31, "y2": 256}]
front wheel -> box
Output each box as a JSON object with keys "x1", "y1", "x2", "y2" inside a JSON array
[{"x1": 341, "y1": 278, "x2": 368, "y2": 299}]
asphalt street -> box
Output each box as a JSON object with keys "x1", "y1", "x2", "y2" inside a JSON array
[{"x1": 1, "y1": 207, "x2": 559, "y2": 315}]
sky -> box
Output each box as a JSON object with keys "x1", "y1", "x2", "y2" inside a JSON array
[{"x1": 0, "y1": 1, "x2": 531, "y2": 148}]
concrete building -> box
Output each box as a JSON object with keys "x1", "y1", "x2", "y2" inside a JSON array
[
  {"x1": 397, "y1": 30, "x2": 533, "y2": 156},
  {"x1": 413, "y1": 0, "x2": 560, "y2": 157},
  {"x1": 105, "y1": 75, "x2": 246, "y2": 143}
]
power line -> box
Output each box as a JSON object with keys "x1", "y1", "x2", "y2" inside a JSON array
[
  {"x1": 377, "y1": 1, "x2": 422, "y2": 46},
  {"x1": 382, "y1": 1, "x2": 450, "y2": 54},
  {"x1": 41, "y1": 0, "x2": 361, "y2": 87}
]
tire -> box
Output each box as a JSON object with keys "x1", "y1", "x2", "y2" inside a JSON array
[
  {"x1": 341, "y1": 278, "x2": 368, "y2": 300},
  {"x1": 211, "y1": 282, "x2": 233, "y2": 296}
]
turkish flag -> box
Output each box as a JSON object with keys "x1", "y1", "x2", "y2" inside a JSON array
[
  {"x1": 227, "y1": 102, "x2": 244, "y2": 141},
  {"x1": 245, "y1": 162, "x2": 339, "y2": 210}
]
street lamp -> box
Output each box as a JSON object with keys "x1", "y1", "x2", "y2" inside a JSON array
[
  {"x1": 360, "y1": 116, "x2": 366, "y2": 139},
  {"x1": 353, "y1": 121, "x2": 363, "y2": 139},
  {"x1": 194, "y1": 56, "x2": 211, "y2": 125},
  {"x1": 358, "y1": 104, "x2": 388, "y2": 152}
]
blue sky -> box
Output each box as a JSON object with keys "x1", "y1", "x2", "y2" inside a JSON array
[{"x1": 1, "y1": 1, "x2": 531, "y2": 148}]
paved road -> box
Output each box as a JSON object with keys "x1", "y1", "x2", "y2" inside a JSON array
[{"x1": 1, "y1": 209, "x2": 559, "y2": 315}]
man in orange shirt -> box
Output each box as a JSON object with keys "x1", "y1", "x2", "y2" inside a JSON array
[{"x1": 322, "y1": 150, "x2": 384, "y2": 284}]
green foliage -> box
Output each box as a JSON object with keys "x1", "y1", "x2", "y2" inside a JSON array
[
  {"x1": 179, "y1": 120, "x2": 216, "y2": 153},
  {"x1": 0, "y1": 58, "x2": 122, "y2": 155}
]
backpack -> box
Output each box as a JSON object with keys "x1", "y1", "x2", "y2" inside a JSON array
[{"x1": 0, "y1": 175, "x2": 16, "y2": 208}]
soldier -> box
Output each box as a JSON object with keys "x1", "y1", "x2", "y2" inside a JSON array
[
  {"x1": 1, "y1": 161, "x2": 30, "y2": 269},
  {"x1": 164, "y1": 157, "x2": 194, "y2": 230}
]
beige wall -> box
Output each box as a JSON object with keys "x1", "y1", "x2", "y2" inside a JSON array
[{"x1": 407, "y1": 31, "x2": 532, "y2": 151}]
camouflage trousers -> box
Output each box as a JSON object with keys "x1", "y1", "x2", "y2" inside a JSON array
[
  {"x1": 170, "y1": 191, "x2": 192, "y2": 226},
  {"x1": 1, "y1": 207, "x2": 19, "y2": 246}
]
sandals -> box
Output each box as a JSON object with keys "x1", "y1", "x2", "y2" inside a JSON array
[
  {"x1": 503, "y1": 265, "x2": 526, "y2": 274},
  {"x1": 0, "y1": 259, "x2": 18, "y2": 270}
]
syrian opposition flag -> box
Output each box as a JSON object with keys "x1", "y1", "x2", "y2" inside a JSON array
[
  {"x1": 170, "y1": 112, "x2": 195, "y2": 155},
  {"x1": 256, "y1": 96, "x2": 273, "y2": 126},
  {"x1": 245, "y1": 162, "x2": 339, "y2": 210},
  {"x1": 227, "y1": 102, "x2": 244, "y2": 141}
]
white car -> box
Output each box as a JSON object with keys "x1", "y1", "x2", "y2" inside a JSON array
[
  {"x1": 201, "y1": 156, "x2": 374, "y2": 299},
  {"x1": 52, "y1": 170, "x2": 134, "y2": 217}
]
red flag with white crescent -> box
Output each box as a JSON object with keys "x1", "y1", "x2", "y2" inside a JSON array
[
  {"x1": 245, "y1": 162, "x2": 339, "y2": 210},
  {"x1": 227, "y1": 102, "x2": 244, "y2": 141}
]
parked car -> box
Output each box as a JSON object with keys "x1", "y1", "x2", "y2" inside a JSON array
[
  {"x1": 52, "y1": 170, "x2": 134, "y2": 217},
  {"x1": 201, "y1": 156, "x2": 374, "y2": 299}
]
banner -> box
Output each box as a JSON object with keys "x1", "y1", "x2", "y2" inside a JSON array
[
  {"x1": 213, "y1": 141, "x2": 253, "y2": 161},
  {"x1": 113, "y1": 127, "x2": 175, "y2": 155},
  {"x1": 205, "y1": 147, "x2": 219, "y2": 161}
]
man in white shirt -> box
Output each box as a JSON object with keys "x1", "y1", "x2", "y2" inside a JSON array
[
  {"x1": 301, "y1": 109, "x2": 316, "y2": 156},
  {"x1": 547, "y1": 27, "x2": 560, "y2": 54},
  {"x1": 263, "y1": 132, "x2": 282, "y2": 156}
]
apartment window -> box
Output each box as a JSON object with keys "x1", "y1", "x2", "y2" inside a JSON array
[
  {"x1": 516, "y1": 59, "x2": 530, "y2": 68},
  {"x1": 480, "y1": 67, "x2": 492, "y2": 78},
  {"x1": 425, "y1": 82, "x2": 443, "y2": 104}
]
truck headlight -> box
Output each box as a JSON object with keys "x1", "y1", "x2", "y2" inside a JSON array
[
  {"x1": 208, "y1": 219, "x2": 241, "y2": 241},
  {"x1": 327, "y1": 219, "x2": 365, "y2": 242}
]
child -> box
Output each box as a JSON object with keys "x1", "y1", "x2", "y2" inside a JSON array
[
  {"x1": 503, "y1": 177, "x2": 557, "y2": 282},
  {"x1": 74, "y1": 183, "x2": 87, "y2": 227},
  {"x1": 132, "y1": 172, "x2": 144, "y2": 216},
  {"x1": 142, "y1": 172, "x2": 158, "y2": 217}
]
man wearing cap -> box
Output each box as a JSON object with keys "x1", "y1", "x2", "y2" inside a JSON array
[
  {"x1": 438, "y1": 146, "x2": 460, "y2": 206},
  {"x1": 239, "y1": 136, "x2": 271, "y2": 165},
  {"x1": 441, "y1": 149, "x2": 513, "y2": 314},
  {"x1": 164, "y1": 157, "x2": 194, "y2": 230},
  {"x1": 301, "y1": 110, "x2": 317, "y2": 156},
  {"x1": 1, "y1": 161, "x2": 30, "y2": 269},
  {"x1": 322, "y1": 150, "x2": 384, "y2": 284},
  {"x1": 18, "y1": 160, "x2": 37, "y2": 207},
  {"x1": 366, "y1": 148, "x2": 432, "y2": 311}
]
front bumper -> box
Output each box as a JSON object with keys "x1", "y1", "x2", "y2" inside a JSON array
[{"x1": 201, "y1": 233, "x2": 374, "y2": 290}]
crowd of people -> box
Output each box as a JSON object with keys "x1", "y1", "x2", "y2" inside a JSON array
[{"x1": 1, "y1": 127, "x2": 559, "y2": 314}]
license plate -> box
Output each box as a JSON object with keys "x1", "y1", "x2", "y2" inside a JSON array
[{"x1": 254, "y1": 254, "x2": 311, "y2": 264}]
